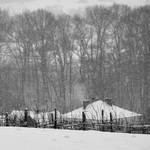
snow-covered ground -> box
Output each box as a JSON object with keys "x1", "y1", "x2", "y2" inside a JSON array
[{"x1": 0, "y1": 127, "x2": 150, "y2": 150}]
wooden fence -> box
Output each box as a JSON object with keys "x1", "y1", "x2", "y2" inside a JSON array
[{"x1": 0, "y1": 109, "x2": 149, "y2": 134}]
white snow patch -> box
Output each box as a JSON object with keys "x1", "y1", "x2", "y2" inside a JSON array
[{"x1": 10, "y1": 110, "x2": 61, "y2": 123}]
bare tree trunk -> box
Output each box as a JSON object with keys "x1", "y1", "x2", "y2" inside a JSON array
[{"x1": 143, "y1": 52, "x2": 150, "y2": 121}]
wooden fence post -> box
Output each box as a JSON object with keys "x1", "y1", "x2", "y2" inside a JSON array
[
  {"x1": 110, "y1": 112, "x2": 113, "y2": 132},
  {"x1": 102, "y1": 109, "x2": 104, "y2": 131},
  {"x1": 82, "y1": 111, "x2": 86, "y2": 130},
  {"x1": 24, "y1": 108, "x2": 28, "y2": 127},
  {"x1": 5, "y1": 112, "x2": 9, "y2": 126},
  {"x1": 54, "y1": 108, "x2": 57, "y2": 129}
]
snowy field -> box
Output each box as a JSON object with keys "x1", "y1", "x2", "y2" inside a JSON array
[{"x1": 0, "y1": 127, "x2": 150, "y2": 150}]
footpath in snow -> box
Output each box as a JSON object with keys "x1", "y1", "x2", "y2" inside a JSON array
[{"x1": 0, "y1": 127, "x2": 150, "y2": 150}]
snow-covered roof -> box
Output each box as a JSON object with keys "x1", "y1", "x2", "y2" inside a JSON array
[{"x1": 63, "y1": 100, "x2": 141, "y2": 121}]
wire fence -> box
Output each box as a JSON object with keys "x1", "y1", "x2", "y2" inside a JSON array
[{"x1": 0, "y1": 109, "x2": 149, "y2": 134}]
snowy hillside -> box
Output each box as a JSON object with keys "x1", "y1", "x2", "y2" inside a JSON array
[
  {"x1": 63, "y1": 100, "x2": 141, "y2": 121},
  {"x1": 0, "y1": 127, "x2": 150, "y2": 150}
]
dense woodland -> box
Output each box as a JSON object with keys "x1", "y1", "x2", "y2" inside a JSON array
[{"x1": 0, "y1": 4, "x2": 150, "y2": 118}]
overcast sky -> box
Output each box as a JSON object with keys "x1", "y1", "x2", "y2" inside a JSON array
[{"x1": 0, "y1": 0, "x2": 149, "y2": 14}]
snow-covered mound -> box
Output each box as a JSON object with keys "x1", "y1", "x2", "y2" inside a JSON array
[
  {"x1": 10, "y1": 110, "x2": 61, "y2": 123},
  {"x1": 63, "y1": 100, "x2": 141, "y2": 121},
  {"x1": 0, "y1": 127, "x2": 149, "y2": 150},
  {"x1": 11, "y1": 110, "x2": 24, "y2": 118}
]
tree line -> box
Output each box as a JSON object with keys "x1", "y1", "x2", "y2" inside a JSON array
[{"x1": 0, "y1": 4, "x2": 150, "y2": 117}]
